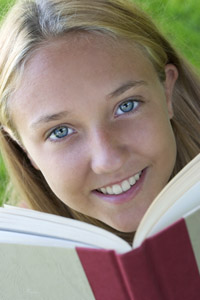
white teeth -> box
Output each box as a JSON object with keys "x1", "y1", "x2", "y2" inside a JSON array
[
  {"x1": 134, "y1": 173, "x2": 140, "y2": 180},
  {"x1": 112, "y1": 184, "x2": 123, "y2": 195},
  {"x1": 101, "y1": 188, "x2": 107, "y2": 194},
  {"x1": 98, "y1": 171, "x2": 142, "y2": 195},
  {"x1": 106, "y1": 186, "x2": 113, "y2": 194},
  {"x1": 128, "y1": 176, "x2": 136, "y2": 186},
  {"x1": 121, "y1": 180, "x2": 131, "y2": 192}
]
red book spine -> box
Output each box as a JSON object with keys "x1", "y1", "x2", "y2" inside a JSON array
[
  {"x1": 121, "y1": 219, "x2": 200, "y2": 300},
  {"x1": 77, "y1": 219, "x2": 200, "y2": 300},
  {"x1": 77, "y1": 248, "x2": 134, "y2": 300}
]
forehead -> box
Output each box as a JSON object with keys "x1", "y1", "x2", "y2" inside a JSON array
[
  {"x1": 13, "y1": 34, "x2": 156, "y2": 90},
  {"x1": 28, "y1": 33, "x2": 146, "y2": 64},
  {"x1": 10, "y1": 34, "x2": 158, "y2": 119}
]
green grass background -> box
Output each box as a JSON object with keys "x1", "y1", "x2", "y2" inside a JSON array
[{"x1": 0, "y1": 0, "x2": 200, "y2": 204}]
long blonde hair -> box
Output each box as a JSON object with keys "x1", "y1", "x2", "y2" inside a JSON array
[{"x1": 0, "y1": 0, "x2": 199, "y2": 241}]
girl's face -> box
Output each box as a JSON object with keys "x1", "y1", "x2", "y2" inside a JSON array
[{"x1": 11, "y1": 35, "x2": 178, "y2": 232}]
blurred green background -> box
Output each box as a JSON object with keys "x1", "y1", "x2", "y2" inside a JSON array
[{"x1": 0, "y1": 0, "x2": 200, "y2": 204}]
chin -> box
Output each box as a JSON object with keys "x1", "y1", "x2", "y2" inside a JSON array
[
  {"x1": 103, "y1": 219, "x2": 138, "y2": 233},
  {"x1": 113, "y1": 225, "x2": 137, "y2": 233}
]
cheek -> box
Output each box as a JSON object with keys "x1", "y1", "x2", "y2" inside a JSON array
[
  {"x1": 28, "y1": 144, "x2": 88, "y2": 198},
  {"x1": 124, "y1": 112, "x2": 176, "y2": 159},
  {"x1": 139, "y1": 114, "x2": 177, "y2": 183}
]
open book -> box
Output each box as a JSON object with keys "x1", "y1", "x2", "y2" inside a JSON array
[{"x1": 0, "y1": 153, "x2": 200, "y2": 300}]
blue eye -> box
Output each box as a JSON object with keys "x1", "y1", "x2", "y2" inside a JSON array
[
  {"x1": 116, "y1": 100, "x2": 139, "y2": 116},
  {"x1": 48, "y1": 126, "x2": 74, "y2": 141}
]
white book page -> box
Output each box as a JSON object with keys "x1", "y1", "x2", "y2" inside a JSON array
[
  {"x1": 145, "y1": 181, "x2": 200, "y2": 238},
  {"x1": 0, "y1": 230, "x2": 94, "y2": 248},
  {"x1": 0, "y1": 207, "x2": 131, "y2": 253},
  {"x1": 2, "y1": 206, "x2": 123, "y2": 243},
  {"x1": 133, "y1": 154, "x2": 200, "y2": 248}
]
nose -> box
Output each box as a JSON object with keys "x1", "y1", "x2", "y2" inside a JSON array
[{"x1": 89, "y1": 128, "x2": 128, "y2": 175}]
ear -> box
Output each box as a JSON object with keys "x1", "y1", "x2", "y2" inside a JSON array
[{"x1": 164, "y1": 64, "x2": 179, "y2": 119}]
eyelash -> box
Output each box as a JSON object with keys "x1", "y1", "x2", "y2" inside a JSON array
[{"x1": 46, "y1": 98, "x2": 142, "y2": 142}]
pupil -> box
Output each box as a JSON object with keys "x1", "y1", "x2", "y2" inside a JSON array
[
  {"x1": 55, "y1": 127, "x2": 68, "y2": 138},
  {"x1": 120, "y1": 101, "x2": 133, "y2": 112}
]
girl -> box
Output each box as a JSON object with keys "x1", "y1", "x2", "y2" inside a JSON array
[{"x1": 0, "y1": 0, "x2": 199, "y2": 243}]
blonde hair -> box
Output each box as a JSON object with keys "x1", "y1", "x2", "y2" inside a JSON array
[{"x1": 0, "y1": 0, "x2": 199, "y2": 241}]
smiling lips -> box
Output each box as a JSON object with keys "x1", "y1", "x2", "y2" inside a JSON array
[{"x1": 97, "y1": 171, "x2": 142, "y2": 195}]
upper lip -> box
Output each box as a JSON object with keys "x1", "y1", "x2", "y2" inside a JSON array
[{"x1": 95, "y1": 169, "x2": 143, "y2": 190}]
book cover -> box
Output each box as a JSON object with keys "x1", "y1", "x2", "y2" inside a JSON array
[
  {"x1": 0, "y1": 153, "x2": 199, "y2": 299},
  {"x1": 77, "y1": 208, "x2": 200, "y2": 300}
]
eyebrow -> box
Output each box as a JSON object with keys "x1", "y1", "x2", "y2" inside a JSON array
[
  {"x1": 30, "y1": 80, "x2": 147, "y2": 130},
  {"x1": 30, "y1": 111, "x2": 69, "y2": 130},
  {"x1": 107, "y1": 80, "x2": 148, "y2": 99}
]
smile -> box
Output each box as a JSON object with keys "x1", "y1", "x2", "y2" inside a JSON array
[{"x1": 97, "y1": 171, "x2": 142, "y2": 195}]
